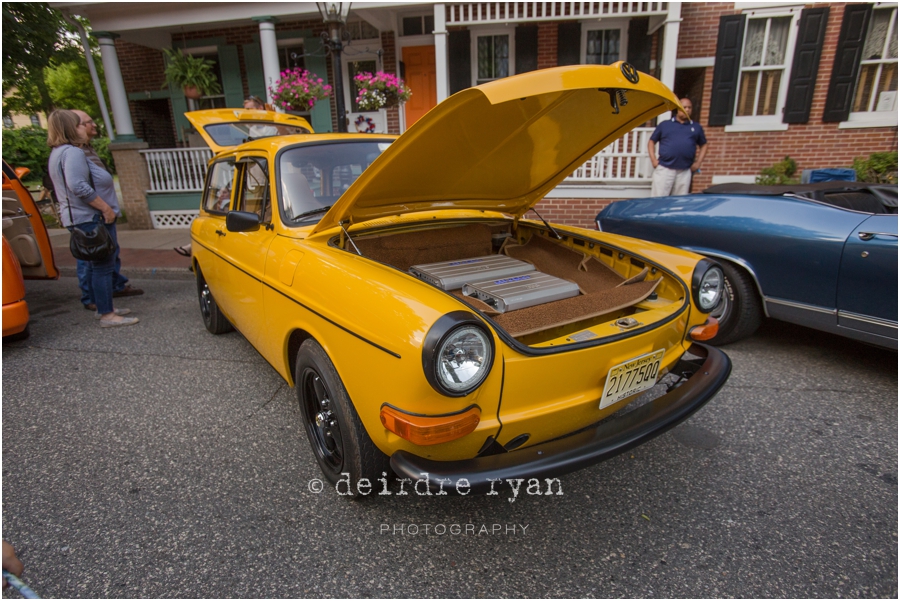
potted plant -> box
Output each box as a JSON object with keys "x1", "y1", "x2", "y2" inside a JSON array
[
  {"x1": 354, "y1": 71, "x2": 412, "y2": 111},
  {"x1": 270, "y1": 68, "x2": 332, "y2": 111},
  {"x1": 163, "y1": 48, "x2": 222, "y2": 99}
]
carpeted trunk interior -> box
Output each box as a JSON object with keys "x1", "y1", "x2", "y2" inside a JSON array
[{"x1": 357, "y1": 225, "x2": 659, "y2": 339}]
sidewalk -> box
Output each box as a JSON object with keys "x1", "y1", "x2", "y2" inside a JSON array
[{"x1": 48, "y1": 225, "x2": 194, "y2": 280}]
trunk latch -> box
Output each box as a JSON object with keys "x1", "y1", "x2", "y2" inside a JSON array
[{"x1": 614, "y1": 317, "x2": 641, "y2": 330}]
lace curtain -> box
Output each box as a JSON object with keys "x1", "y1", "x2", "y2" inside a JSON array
[{"x1": 742, "y1": 16, "x2": 791, "y2": 67}]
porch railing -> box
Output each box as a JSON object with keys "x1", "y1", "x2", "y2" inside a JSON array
[
  {"x1": 141, "y1": 129, "x2": 655, "y2": 195},
  {"x1": 447, "y1": 2, "x2": 669, "y2": 25},
  {"x1": 566, "y1": 128, "x2": 654, "y2": 183},
  {"x1": 141, "y1": 147, "x2": 213, "y2": 192}
]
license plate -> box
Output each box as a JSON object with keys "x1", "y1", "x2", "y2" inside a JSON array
[{"x1": 599, "y1": 349, "x2": 665, "y2": 410}]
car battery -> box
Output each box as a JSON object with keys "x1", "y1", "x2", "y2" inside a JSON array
[
  {"x1": 409, "y1": 255, "x2": 535, "y2": 291},
  {"x1": 462, "y1": 272, "x2": 580, "y2": 313}
]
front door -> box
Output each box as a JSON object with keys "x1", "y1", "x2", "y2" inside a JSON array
[{"x1": 402, "y1": 45, "x2": 437, "y2": 127}]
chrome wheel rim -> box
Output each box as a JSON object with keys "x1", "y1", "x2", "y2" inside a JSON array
[
  {"x1": 199, "y1": 282, "x2": 212, "y2": 322},
  {"x1": 710, "y1": 276, "x2": 733, "y2": 323}
]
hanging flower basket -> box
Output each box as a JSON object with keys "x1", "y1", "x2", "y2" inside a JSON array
[
  {"x1": 270, "y1": 68, "x2": 332, "y2": 112},
  {"x1": 354, "y1": 71, "x2": 412, "y2": 111}
]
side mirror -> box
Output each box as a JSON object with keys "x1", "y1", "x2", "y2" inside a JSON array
[{"x1": 226, "y1": 210, "x2": 261, "y2": 232}]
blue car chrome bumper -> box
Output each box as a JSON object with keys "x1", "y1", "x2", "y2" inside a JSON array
[{"x1": 390, "y1": 343, "x2": 731, "y2": 494}]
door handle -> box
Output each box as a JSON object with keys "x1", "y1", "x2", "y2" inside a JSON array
[
  {"x1": 215, "y1": 229, "x2": 226, "y2": 237},
  {"x1": 858, "y1": 231, "x2": 898, "y2": 241}
]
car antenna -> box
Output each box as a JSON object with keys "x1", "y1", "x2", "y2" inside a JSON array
[
  {"x1": 340, "y1": 220, "x2": 362, "y2": 255},
  {"x1": 528, "y1": 207, "x2": 563, "y2": 240}
]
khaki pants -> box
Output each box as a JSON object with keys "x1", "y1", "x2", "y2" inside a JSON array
[{"x1": 651, "y1": 165, "x2": 692, "y2": 197}]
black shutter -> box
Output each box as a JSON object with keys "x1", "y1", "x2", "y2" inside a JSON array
[
  {"x1": 448, "y1": 29, "x2": 471, "y2": 94},
  {"x1": 515, "y1": 26, "x2": 538, "y2": 74},
  {"x1": 784, "y1": 7, "x2": 830, "y2": 123},
  {"x1": 557, "y1": 22, "x2": 581, "y2": 66},
  {"x1": 823, "y1": 4, "x2": 873, "y2": 122},
  {"x1": 626, "y1": 17, "x2": 651, "y2": 74},
  {"x1": 708, "y1": 14, "x2": 746, "y2": 126}
]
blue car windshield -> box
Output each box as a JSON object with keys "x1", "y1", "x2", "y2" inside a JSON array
[{"x1": 279, "y1": 140, "x2": 392, "y2": 223}]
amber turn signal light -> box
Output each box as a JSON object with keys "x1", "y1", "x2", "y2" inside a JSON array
[
  {"x1": 380, "y1": 405, "x2": 481, "y2": 446},
  {"x1": 689, "y1": 317, "x2": 719, "y2": 341}
]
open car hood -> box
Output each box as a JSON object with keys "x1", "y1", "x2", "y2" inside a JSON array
[
  {"x1": 185, "y1": 109, "x2": 314, "y2": 153},
  {"x1": 311, "y1": 63, "x2": 680, "y2": 235}
]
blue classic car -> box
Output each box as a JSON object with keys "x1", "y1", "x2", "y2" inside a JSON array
[{"x1": 597, "y1": 182, "x2": 898, "y2": 349}]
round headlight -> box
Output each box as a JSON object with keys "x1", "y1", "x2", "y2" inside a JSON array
[
  {"x1": 423, "y1": 312, "x2": 495, "y2": 397},
  {"x1": 437, "y1": 326, "x2": 492, "y2": 393},
  {"x1": 694, "y1": 264, "x2": 724, "y2": 312}
]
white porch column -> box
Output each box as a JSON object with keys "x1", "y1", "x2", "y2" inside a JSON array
[
  {"x1": 253, "y1": 17, "x2": 281, "y2": 107},
  {"x1": 659, "y1": 3, "x2": 682, "y2": 93},
  {"x1": 433, "y1": 3, "x2": 449, "y2": 102},
  {"x1": 92, "y1": 31, "x2": 138, "y2": 140}
]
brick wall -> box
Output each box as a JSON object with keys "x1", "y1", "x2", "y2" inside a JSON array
[
  {"x1": 533, "y1": 197, "x2": 615, "y2": 231},
  {"x1": 381, "y1": 31, "x2": 401, "y2": 134},
  {"x1": 682, "y1": 2, "x2": 898, "y2": 193},
  {"x1": 537, "y1": 23, "x2": 558, "y2": 69}
]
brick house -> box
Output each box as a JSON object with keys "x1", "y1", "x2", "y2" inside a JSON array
[{"x1": 53, "y1": 2, "x2": 897, "y2": 229}]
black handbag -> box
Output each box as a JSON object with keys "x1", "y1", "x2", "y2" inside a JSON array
[{"x1": 59, "y1": 147, "x2": 116, "y2": 262}]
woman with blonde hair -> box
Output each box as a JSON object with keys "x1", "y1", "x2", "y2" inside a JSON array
[{"x1": 47, "y1": 109, "x2": 138, "y2": 328}]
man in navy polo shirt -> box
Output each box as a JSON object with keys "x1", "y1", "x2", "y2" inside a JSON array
[{"x1": 647, "y1": 98, "x2": 709, "y2": 197}]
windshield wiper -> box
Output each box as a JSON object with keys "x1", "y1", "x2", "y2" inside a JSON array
[{"x1": 290, "y1": 205, "x2": 333, "y2": 222}]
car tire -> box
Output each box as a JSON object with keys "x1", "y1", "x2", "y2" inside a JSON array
[
  {"x1": 196, "y1": 265, "x2": 233, "y2": 335},
  {"x1": 709, "y1": 261, "x2": 763, "y2": 345},
  {"x1": 295, "y1": 339, "x2": 391, "y2": 497}
]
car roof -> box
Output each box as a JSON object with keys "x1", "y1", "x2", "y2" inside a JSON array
[{"x1": 704, "y1": 182, "x2": 898, "y2": 214}]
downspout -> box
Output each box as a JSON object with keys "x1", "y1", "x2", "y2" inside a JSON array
[{"x1": 60, "y1": 11, "x2": 115, "y2": 141}]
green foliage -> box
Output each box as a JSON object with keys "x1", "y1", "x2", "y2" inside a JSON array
[
  {"x1": 853, "y1": 151, "x2": 898, "y2": 184},
  {"x1": 163, "y1": 48, "x2": 222, "y2": 96},
  {"x1": 92, "y1": 137, "x2": 115, "y2": 174},
  {"x1": 756, "y1": 156, "x2": 799, "y2": 186},
  {"x1": 45, "y1": 60, "x2": 108, "y2": 131},
  {"x1": 0, "y1": 126, "x2": 51, "y2": 179},
  {"x1": 2, "y1": 2, "x2": 81, "y2": 115}
]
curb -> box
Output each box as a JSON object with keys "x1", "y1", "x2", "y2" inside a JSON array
[{"x1": 57, "y1": 266, "x2": 196, "y2": 281}]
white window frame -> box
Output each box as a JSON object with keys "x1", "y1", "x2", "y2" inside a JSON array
[
  {"x1": 470, "y1": 26, "x2": 515, "y2": 87},
  {"x1": 399, "y1": 12, "x2": 435, "y2": 37},
  {"x1": 277, "y1": 37, "x2": 305, "y2": 71},
  {"x1": 340, "y1": 38, "x2": 382, "y2": 111},
  {"x1": 580, "y1": 18, "x2": 629, "y2": 65},
  {"x1": 840, "y1": 3, "x2": 899, "y2": 129},
  {"x1": 726, "y1": 5, "x2": 803, "y2": 133}
]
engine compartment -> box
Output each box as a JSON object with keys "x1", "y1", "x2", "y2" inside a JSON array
[{"x1": 348, "y1": 221, "x2": 685, "y2": 346}]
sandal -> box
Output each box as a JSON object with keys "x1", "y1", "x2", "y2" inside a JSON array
[{"x1": 174, "y1": 246, "x2": 191, "y2": 257}]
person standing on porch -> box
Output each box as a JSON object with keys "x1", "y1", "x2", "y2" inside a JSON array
[
  {"x1": 647, "y1": 98, "x2": 709, "y2": 197},
  {"x1": 71, "y1": 109, "x2": 144, "y2": 308}
]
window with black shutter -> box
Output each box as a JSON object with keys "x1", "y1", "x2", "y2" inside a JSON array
[
  {"x1": 784, "y1": 7, "x2": 830, "y2": 123},
  {"x1": 557, "y1": 22, "x2": 581, "y2": 66},
  {"x1": 708, "y1": 14, "x2": 746, "y2": 126},
  {"x1": 448, "y1": 30, "x2": 471, "y2": 94}
]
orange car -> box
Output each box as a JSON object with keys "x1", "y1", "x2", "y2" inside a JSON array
[{"x1": 2, "y1": 160, "x2": 58, "y2": 340}]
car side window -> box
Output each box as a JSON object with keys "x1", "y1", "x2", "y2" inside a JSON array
[
  {"x1": 204, "y1": 160, "x2": 236, "y2": 213},
  {"x1": 236, "y1": 159, "x2": 269, "y2": 221}
]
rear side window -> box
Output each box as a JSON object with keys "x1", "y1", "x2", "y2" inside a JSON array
[
  {"x1": 204, "y1": 159, "x2": 236, "y2": 213},
  {"x1": 236, "y1": 159, "x2": 270, "y2": 221}
]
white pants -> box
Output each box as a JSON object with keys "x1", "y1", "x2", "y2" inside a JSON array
[{"x1": 651, "y1": 165, "x2": 692, "y2": 197}]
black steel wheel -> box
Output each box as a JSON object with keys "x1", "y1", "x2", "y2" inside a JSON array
[
  {"x1": 708, "y1": 261, "x2": 763, "y2": 345},
  {"x1": 295, "y1": 339, "x2": 390, "y2": 496},
  {"x1": 195, "y1": 265, "x2": 232, "y2": 335}
]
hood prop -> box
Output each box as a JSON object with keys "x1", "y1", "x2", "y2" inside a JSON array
[
  {"x1": 340, "y1": 220, "x2": 362, "y2": 255},
  {"x1": 529, "y1": 207, "x2": 563, "y2": 240},
  {"x1": 599, "y1": 88, "x2": 628, "y2": 115}
]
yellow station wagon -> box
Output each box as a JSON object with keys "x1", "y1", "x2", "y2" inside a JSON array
[{"x1": 187, "y1": 63, "x2": 731, "y2": 496}]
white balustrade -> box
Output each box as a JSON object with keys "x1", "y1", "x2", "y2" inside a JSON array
[
  {"x1": 447, "y1": 2, "x2": 668, "y2": 25},
  {"x1": 141, "y1": 147, "x2": 213, "y2": 192},
  {"x1": 566, "y1": 128, "x2": 654, "y2": 183}
]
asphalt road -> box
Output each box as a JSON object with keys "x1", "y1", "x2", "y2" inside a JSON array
[{"x1": 3, "y1": 277, "x2": 897, "y2": 598}]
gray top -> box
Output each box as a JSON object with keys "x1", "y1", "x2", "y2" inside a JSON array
[{"x1": 49, "y1": 144, "x2": 121, "y2": 227}]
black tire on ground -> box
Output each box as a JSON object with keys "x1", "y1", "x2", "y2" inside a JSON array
[
  {"x1": 195, "y1": 265, "x2": 233, "y2": 335},
  {"x1": 709, "y1": 261, "x2": 764, "y2": 345},
  {"x1": 295, "y1": 339, "x2": 391, "y2": 497}
]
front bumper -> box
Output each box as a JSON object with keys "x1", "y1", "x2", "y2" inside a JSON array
[{"x1": 391, "y1": 343, "x2": 731, "y2": 494}]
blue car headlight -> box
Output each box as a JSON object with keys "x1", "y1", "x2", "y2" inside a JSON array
[{"x1": 692, "y1": 259, "x2": 724, "y2": 313}]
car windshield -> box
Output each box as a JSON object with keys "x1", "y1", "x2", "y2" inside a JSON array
[
  {"x1": 203, "y1": 122, "x2": 311, "y2": 146},
  {"x1": 279, "y1": 140, "x2": 392, "y2": 223}
]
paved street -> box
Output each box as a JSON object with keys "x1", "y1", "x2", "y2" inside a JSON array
[{"x1": 3, "y1": 276, "x2": 897, "y2": 598}]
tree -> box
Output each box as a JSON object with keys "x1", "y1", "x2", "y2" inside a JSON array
[
  {"x1": 45, "y1": 60, "x2": 108, "y2": 131},
  {"x1": 2, "y1": 2, "x2": 81, "y2": 116}
]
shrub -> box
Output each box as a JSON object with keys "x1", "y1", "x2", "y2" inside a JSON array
[
  {"x1": 1, "y1": 126, "x2": 51, "y2": 180},
  {"x1": 853, "y1": 151, "x2": 897, "y2": 184},
  {"x1": 756, "y1": 156, "x2": 799, "y2": 185}
]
